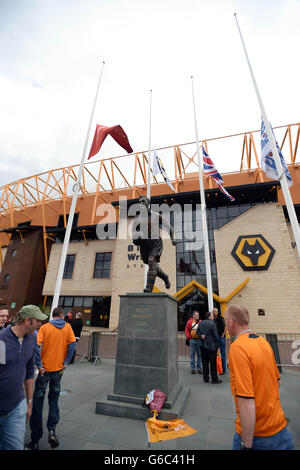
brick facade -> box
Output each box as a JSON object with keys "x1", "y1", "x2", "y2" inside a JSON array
[
  {"x1": 42, "y1": 203, "x2": 300, "y2": 331},
  {"x1": 214, "y1": 203, "x2": 300, "y2": 333},
  {"x1": 0, "y1": 228, "x2": 48, "y2": 311},
  {"x1": 43, "y1": 239, "x2": 116, "y2": 298},
  {"x1": 42, "y1": 229, "x2": 176, "y2": 329}
]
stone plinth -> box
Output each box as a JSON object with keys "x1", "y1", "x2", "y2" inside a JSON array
[{"x1": 95, "y1": 293, "x2": 190, "y2": 420}]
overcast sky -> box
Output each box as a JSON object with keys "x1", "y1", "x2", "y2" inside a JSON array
[{"x1": 0, "y1": 0, "x2": 299, "y2": 187}]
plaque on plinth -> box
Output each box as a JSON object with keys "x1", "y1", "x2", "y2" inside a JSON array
[{"x1": 95, "y1": 293, "x2": 190, "y2": 420}]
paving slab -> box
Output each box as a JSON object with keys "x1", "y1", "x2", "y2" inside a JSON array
[{"x1": 23, "y1": 359, "x2": 300, "y2": 451}]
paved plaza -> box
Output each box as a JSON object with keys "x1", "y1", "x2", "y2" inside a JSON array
[{"x1": 24, "y1": 359, "x2": 300, "y2": 451}]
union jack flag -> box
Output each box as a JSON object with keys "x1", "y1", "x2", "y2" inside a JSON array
[{"x1": 202, "y1": 148, "x2": 235, "y2": 201}]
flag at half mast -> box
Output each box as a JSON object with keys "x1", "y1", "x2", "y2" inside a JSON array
[
  {"x1": 261, "y1": 118, "x2": 293, "y2": 187},
  {"x1": 88, "y1": 124, "x2": 133, "y2": 159},
  {"x1": 152, "y1": 150, "x2": 176, "y2": 192},
  {"x1": 202, "y1": 148, "x2": 235, "y2": 201}
]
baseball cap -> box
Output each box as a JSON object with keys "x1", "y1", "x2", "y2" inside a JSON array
[{"x1": 18, "y1": 305, "x2": 48, "y2": 321}]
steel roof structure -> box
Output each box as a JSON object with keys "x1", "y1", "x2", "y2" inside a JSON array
[{"x1": 0, "y1": 122, "x2": 299, "y2": 265}]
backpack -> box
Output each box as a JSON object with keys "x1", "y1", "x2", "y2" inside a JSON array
[{"x1": 190, "y1": 320, "x2": 200, "y2": 339}]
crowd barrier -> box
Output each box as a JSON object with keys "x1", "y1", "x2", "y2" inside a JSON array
[
  {"x1": 75, "y1": 330, "x2": 300, "y2": 369},
  {"x1": 75, "y1": 329, "x2": 118, "y2": 365},
  {"x1": 178, "y1": 332, "x2": 300, "y2": 370}
]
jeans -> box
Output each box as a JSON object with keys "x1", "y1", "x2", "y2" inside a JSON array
[
  {"x1": 232, "y1": 425, "x2": 294, "y2": 450},
  {"x1": 218, "y1": 337, "x2": 227, "y2": 373},
  {"x1": 190, "y1": 340, "x2": 202, "y2": 370},
  {"x1": 0, "y1": 398, "x2": 27, "y2": 450},
  {"x1": 70, "y1": 339, "x2": 79, "y2": 364},
  {"x1": 30, "y1": 370, "x2": 63, "y2": 443}
]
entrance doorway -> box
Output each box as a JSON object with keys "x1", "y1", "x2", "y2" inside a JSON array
[
  {"x1": 91, "y1": 297, "x2": 111, "y2": 327},
  {"x1": 177, "y1": 291, "x2": 220, "y2": 331},
  {"x1": 178, "y1": 292, "x2": 207, "y2": 331}
]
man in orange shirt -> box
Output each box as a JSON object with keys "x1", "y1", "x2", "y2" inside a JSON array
[
  {"x1": 225, "y1": 305, "x2": 293, "y2": 450},
  {"x1": 26, "y1": 307, "x2": 76, "y2": 450}
]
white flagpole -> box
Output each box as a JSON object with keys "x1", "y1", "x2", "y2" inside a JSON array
[
  {"x1": 144, "y1": 89, "x2": 152, "y2": 289},
  {"x1": 147, "y1": 89, "x2": 152, "y2": 199},
  {"x1": 234, "y1": 13, "x2": 300, "y2": 258},
  {"x1": 50, "y1": 61, "x2": 105, "y2": 319},
  {"x1": 191, "y1": 76, "x2": 214, "y2": 311}
]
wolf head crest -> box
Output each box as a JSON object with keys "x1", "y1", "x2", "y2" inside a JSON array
[
  {"x1": 231, "y1": 235, "x2": 275, "y2": 271},
  {"x1": 241, "y1": 239, "x2": 266, "y2": 265}
]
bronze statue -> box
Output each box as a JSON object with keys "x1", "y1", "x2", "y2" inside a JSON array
[{"x1": 132, "y1": 196, "x2": 177, "y2": 293}]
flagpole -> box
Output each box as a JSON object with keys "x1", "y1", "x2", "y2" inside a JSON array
[
  {"x1": 145, "y1": 89, "x2": 152, "y2": 288},
  {"x1": 191, "y1": 76, "x2": 214, "y2": 311},
  {"x1": 234, "y1": 13, "x2": 300, "y2": 258},
  {"x1": 147, "y1": 89, "x2": 152, "y2": 199},
  {"x1": 50, "y1": 61, "x2": 105, "y2": 319}
]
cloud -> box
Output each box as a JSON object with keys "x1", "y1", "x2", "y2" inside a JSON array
[{"x1": 0, "y1": 0, "x2": 298, "y2": 188}]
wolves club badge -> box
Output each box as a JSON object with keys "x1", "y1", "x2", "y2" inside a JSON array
[{"x1": 231, "y1": 235, "x2": 275, "y2": 271}]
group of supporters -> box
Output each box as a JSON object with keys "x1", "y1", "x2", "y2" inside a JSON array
[
  {"x1": 0, "y1": 305, "x2": 82, "y2": 450},
  {"x1": 0, "y1": 302, "x2": 295, "y2": 451},
  {"x1": 185, "y1": 305, "x2": 294, "y2": 450}
]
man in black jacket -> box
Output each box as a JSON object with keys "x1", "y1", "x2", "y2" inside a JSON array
[
  {"x1": 213, "y1": 307, "x2": 227, "y2": 374},
  {"x1": 197, "y1": 312, "x2": 222, "y2": 384}
]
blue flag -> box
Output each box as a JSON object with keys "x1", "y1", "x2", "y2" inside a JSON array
[
  {"x1": 152, "y1": 150, "x2": 176, "y2": 192},
  {"x1": 261, "y1": 119, "x2": 292, "y2": 187}
]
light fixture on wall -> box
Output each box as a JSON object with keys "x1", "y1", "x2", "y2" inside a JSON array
[
  {"x1": 258, "y1": 308, "x2": 265, "y2": 316},
  {"x1": 291, "y1": 241, "x2": 296, "y2": 249}
]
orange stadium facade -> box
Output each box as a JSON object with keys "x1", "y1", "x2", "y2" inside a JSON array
[{"x1": 0, "y1": 122, "x2": 299, "y2": 334}]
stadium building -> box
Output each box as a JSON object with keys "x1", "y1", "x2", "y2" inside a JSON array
[{"x1": 0, "y1": 123, "x2": 299, "y2": 333}]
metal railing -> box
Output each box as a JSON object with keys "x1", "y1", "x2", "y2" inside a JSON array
[
  {"x1": 75, "y1": 330, "x2": 300, "y2": 369},
  {"x1": 75, "y1": 329, "x2": 118, "y2": 365},
  {"x1": 179, "y1": 332, "x2": 300, "y2": 370},
  {"x1": 259, "y1": 333, "x2": 300, "y2": 371}
]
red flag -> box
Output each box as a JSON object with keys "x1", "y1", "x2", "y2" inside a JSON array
[{"x1": 88, "y1": 124, "x2": 133, "y2": 159}]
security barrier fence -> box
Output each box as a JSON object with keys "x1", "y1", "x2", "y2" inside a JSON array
[
  {"x1": 75, "y1": 330, "x2": 118, "y2": 365},
  {"x1": 75, "y1": 330, "x2": 300, "y2": 369}
]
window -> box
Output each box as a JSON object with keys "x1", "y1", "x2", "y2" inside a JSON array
[
  {"x1": 93, "y1": 252, "x2": 112, "y2": 278},
  {"x1": 63, "y1": 254, "x2": 76, "y2": 279},
  {"x1": 47, "y1": 296, "x2": 92, "y2": 308},
  {"x1": 83, "y1": 297, "x2": 93, "y2": 307},
  {"x1": 73, "y1": 297, "x2": 83, "y2": 307},
  {"x1": 64, "y1": 296, "x2": 73, "y2": 307},
  {"x1": 4, "y1": 274, "x2": 10, "y2": 283}
]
